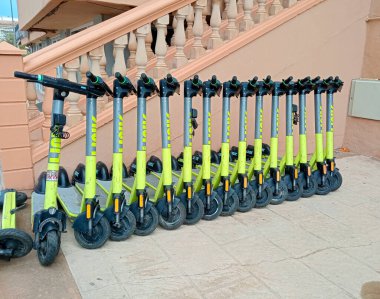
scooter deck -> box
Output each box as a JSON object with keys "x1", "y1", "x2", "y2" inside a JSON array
[
  {"x1": 31, "y1": 192, "x2": 46, "y2": 216},
  {"x1": 96, "y1": 179, "x2": 131, "y2": 203},
  {"x1": 57, "y1": 186, "x2": 83, "y2": 217},
  {"x1": 75, "y1": 183, "x2": 108, "y2": 208}
]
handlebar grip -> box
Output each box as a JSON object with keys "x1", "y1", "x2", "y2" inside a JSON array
[
  {"x1": 311, "y1": 76, "x2": 320, "y2": 83},
  {"x1": 86, "y1": 71, "x2": 97, "y2": 82},
  {"x1": 115, "y1": 72, "x2": 124, "y2": 83},
  {"x1": 324, "y1": 76, "x2": 334, "y2": 83},
  {"x1": 231, "y1": 76, "x2": 238, "y2": 85},
  {"x1": 300, "y1": 76, "x2": 311, "y2": 84},
  {"x1": 192, "y1": 75, "x2": 199, "y2": 85},
  {"x1": 141, "y1": 73, "x2": 149, "y2": 84},
  {"x1": 211, "y1": 75, "x2": 217, "y2": 84},
  {"x1": 166, "y1": 73, "x2": 173, "y2": 83},
  {"x1": 264, "y1": 75, "x2": 271, "y2": 83},
  {"x1": 14, "y1": 71, "x2": 38, "y2": 81},
  {"x1": 251, "y1": 76, "x2": 258, "y2": 84},
  {"x1": 334, "y1": 76, "x2": 340, "y2": 81},
  {"x1": 284, "y1": 76, "x2": 293, "y2": 84}
]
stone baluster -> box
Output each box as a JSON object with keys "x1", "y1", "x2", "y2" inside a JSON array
[
  {"x1": 254, "y1": 0, "x2": 267, "y2": 23},
  {"x1": 191, "y1": 0, "x2": 207, "y2": 59},
  {"x1": 207, "y1": 0, "x2": 223, "y2": 49},
  {"x1": 283, "y1": 0, "x2": 298, "y2": 7},
  {"x1": 172, "y1": 5, "x2": 190, "y2": 69},
  {"x1": 223, "y1": 0, "x2": 229, "y2": 19},
  {"x1": 128, "y1": 31, "x2": 137, "y2": 68},
  {"x1": 99, "y1": 45, "x2": 107, "y2": 78},
  {"x1": 26, "y1": 82, "x2": 40, "y2": 119},
  {"x1": 240, "y1": 0, "x2": 254, "y2": 31},
  {"x1": 145, "y1": 24, "x2": 154, "y2": 60},
  {"x1": 186, "y1": 5, "x2": 195, "y2": 39},
  {"x1": 202, "y1": 0, "x2": 211, "y2": 32},
  {"x1": 89, "y1": 47, "x2": 107, "y2": 109},
  {"x1": 64, "y1": 58, "x2": 83, "y2": 127},
  {"x1": 237, "y1": 0, "x2": 244, "y2": 13},
  {"x1": 171, "y1": 16, "x2": 177, "y2": 46},
  {"x1": 269, "y1": 0, "x2": 283, "y2": 15},
  {"x1": 79, "y1": 53, "x2": 89, "y2": 83},
  {"x1": 152, "y1": 15, "x2": 169, "y2": 78},
  {"x1": 224, "y1": 0, "x2": 238, "y2": 40},
  {"x1": 113, "y1": 34, "x2": 128, "y2": 76},
  {"x1": 135, "y1": 24, "x2": 149, "y2": 81}
]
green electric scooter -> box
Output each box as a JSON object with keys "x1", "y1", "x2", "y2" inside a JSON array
[
  {"x1": 144, "y1": 74, "x2": 186, "y2": 230},
  {"x1": 246, "y1": 76, "x2": 274, "y2": 207},
  {"x1": 192, "y1": 76, "x2": 224, "y2": 220},
  {"x1": 293, "y1": 76, "x2": 319, "y2": 197},
  {"x1": 0, "y1": 190, "x2": 33, "y2": 260},
  {"x1": 121, "y1": 73, "x2": 160, "y2": 236},
  {"x1": 15, "y1": 71, "x2": 109, "y2": 265},
  {"x1": 277, "y1": 77, "x2": 304, "y2": 201}
]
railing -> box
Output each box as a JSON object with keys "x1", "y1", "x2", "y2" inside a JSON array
[{"x1": 24, "y1": 0, "x2": 304, "y2": 162}]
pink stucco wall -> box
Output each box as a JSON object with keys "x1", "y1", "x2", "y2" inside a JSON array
[{"x1": 33, "y1": 0, "x2": 372, "y2": 179}]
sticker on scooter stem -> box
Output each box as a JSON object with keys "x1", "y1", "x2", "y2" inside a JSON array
[
  {"x1": 91, "y1": 116, "x2": 97, "y2": 156},
  {"x1": 226, "y1": 111, "x2": 230, "y2": 142},
  {"x1": 207, "y1": 112, "x2": 211, "y2": 145},
  {"x1": 46, "y1": 170, "x2": 59, "y2": 181},
  {"x1": 166, "y1": 113, "x2": 171, "y2": 147},
  {"x1": 118, "y1": 115, "x2": 123, "y2": 150},
  {"x1": 142, "y1": 114, "x2": 147, "y2": 150}
]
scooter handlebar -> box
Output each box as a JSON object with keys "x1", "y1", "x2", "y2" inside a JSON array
[
  {"x1": 115, "y1": 72, "x2": 124, "y2": 83},
  {"x1": 264, "y1": 75, "x2": 272, "y2": 83},
  {"x1": 283, "y1": 76, "x2": 293, "y2": 85},
  {"x1": 14, "y1": 71, "x2": 38, "y2": 81},
  {"x1": 299, "y1": 76, "x2": 311, "y2": 85}
]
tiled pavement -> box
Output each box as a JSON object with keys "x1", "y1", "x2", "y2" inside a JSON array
[{"x1": 2, "y1": 155, "x2": 380, "y2": 298}]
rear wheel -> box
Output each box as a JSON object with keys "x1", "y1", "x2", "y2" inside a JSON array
[
  {"x1": 158, "y1": 201, "x2": 186, "y2": 230},
  {"x1": 37, "y1": 230, "x2": 60, "y2": 266},
  {"x1": 134, "y1": 206, "x2": 159, "y2": 236},
  {"x1": 110, "y1": 210, "x2": 136, "y2": 241},
  {"x1": 0, "y1": 229, "x2": 33, "y2": 259},
  {"x1": 215, "y1": 186, "x2": 239, "y2": 216},
  {"x1": 74, "y1": 216, "x2": 111, "y2": 249}
]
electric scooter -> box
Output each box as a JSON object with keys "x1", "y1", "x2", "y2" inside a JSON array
[
  {"x1": 262, "y1": 77, "x2": 291, "y2": 204},
  {"x1": 325, "y1": 76, "x2": 344, "y2": 191},
  {"x1": 0, "y1": 190, "x2": 27, "y2": 208},
  {"x1": 0, "y1": 190, "x2": 33, "y2": 260},
  {"x1": 192, "y1": 76, "x2": 224, "y2": 220},
  {"x1": 293, "y1": 76, "x2": 319, "y2": 197},
  {"x1": 277, "y1": 77, "x2": 304, "y2": 201},
  {"x1": 144, "y1": 74, "x2": 186, "y2": 230},
  {"x1": 15, "y1": 71, "x2": 108, "y2": 265},
  {"x1": 246, "y1": 76, "x2": 274, "y2": 207},
  {"x1": 122, "y1": 73, "x2": 160, "y2": 236}
]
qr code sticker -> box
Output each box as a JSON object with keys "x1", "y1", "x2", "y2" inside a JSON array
[{"x1": 46, "y1": 170, "x2": 59, "y2": 181}]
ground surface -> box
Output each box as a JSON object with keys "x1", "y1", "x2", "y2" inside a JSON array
[{"x1": 1, "y1": 155, "x2": 380, "y2": 298}]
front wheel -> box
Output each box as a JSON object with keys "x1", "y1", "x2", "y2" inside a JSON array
[
  {"x1": 37, "y1": 230, "x2": 60, "y2": 266},
  {"x1": 74, "y1": 217, "x2": 111, "y2": 249},
  {"x1": 110, "y1": 210, "x2": 136, "y2": 241},
  {"x1": 250, "y1": 182, "x2": 273, "y2": 208},
  {"x1": 267, "y1": 178, "x2": 288, "y2": 205},
  {"x1": 232, "y1": 183, "x2": 256, "y2": 213},
  {"x1": 134, "y1": 206, "x2": 159, "y2": 236},
  {"x1": 215, "y1": 186, "x2": 239, "y2": 216},
  {"x1": 329, "y1": 169, "x2": 343, "y2": 192},
  {"x1": 312, "y1": 171, "x2": 331, "y2": 195},
  {"x1": 199, "y1": 191, "x2": 223, "y2": 221},
  {"x1": 0, "y1": 229, "x2": 33, "y2": 259},
  {"x1": 285, "y1": 178, "x2": 303, "y2": 202},
  {"x1": 181, "y1": 194, "x2": 204, "y2": 225},
  {"x1": 158, "y1": 201, "x2": 186, "y2": 230},
  {"x1": 299, "y1": 172, "x2": 317, "y2": 198}
]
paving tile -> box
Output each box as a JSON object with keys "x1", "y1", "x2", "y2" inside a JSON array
[
  {"x1": 300, "y1": 247, "x2": 380, "y2": 297},
  {"x1": 341, "y1": 241, "x2": 380, "y2": 273},
  {"x1": 249, "y1": 258, "x2": 349, "y2": 299},
  {"x1": 82, "y1": 284, "x2": 128, "y2": 299}
]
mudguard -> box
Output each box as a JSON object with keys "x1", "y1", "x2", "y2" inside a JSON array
[
  {"x1": 103, "y1": 203, "x2": 130, "y2": 222},
  {"x1": 179, "y1": 192, "x2": 199, "y2": 207},
  {"x1": 283, "y1": 174, "x2": 292, "y2": 188},
  {"x1": 33, "y1": 209, "x2": 66, "y2": 246},
  {"x1": 129, "y1": 199, "x2": 153, "y2": 216},
  {"x1": 155, "y1": 196, "x2": 181, "y2": 214},
  {"x1": 72, "y1": 211, "x2": 104, "y2": 233}
]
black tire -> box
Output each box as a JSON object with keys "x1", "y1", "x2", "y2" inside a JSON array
[
  {"x1": 250, "y1": 182, "x2": 273, "y2": 208},
  {"x1": 232, "y1": 183, "x2": 256, "y2": 213},
  {"x1": 74, "y1": 216, "x2": 111, "y2": 249},
  {"x1": 158, "y1": 201, "x2": 186, "y2": 230},
  {"x1": 268, "y1": 179, "x2": 288, "y2": 205},
  {"x1": 285, "y1": 178, "x2": 303, "y2": 202},
  {"x1": 109, "y1": 210, "x2": 136, "y2": 241},
  {"x1": 134, "y1": 206, "x2": 159, "y2": 236},
  {"x1": 183, "y1": 195, "x2": 204, "y2": 225},
  {"x1": 215, "y1": 186, "x2": 239, "y2": 216},
  {"x1": 0, "y1": 228, "x2": 33, "y2": 258},
  {"x1": 199, "y1": 191, "x2": 223, "y2": 221},
  {"x1": 329, "y1": 169, "x2": 343, "y2": 192},
  {"x1": 37, "y1": 230, "x2": 60, "y2": 266},
  {"x1": 312, "y1": 170, "x2": 331, "y2": 195},
  {"x1": 299, "y1": 172, "x2": 317, "y2": 198}
]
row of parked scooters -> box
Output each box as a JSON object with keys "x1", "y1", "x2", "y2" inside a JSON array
[{"x1": 0, "y1": 71, "x2": 343, "y2": 267}]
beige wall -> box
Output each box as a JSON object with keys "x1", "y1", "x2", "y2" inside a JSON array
[
  {"x1": 17, "y1": 0, "x2": 59, "y2": 30},
  {"x1": 34, "y1": 0, "x2": 371, "y2": 179},
  {"x1": 343, "y1": 0, "x2": 380, "y2": 158}
]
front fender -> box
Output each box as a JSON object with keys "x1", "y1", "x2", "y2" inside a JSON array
[
  {"x1": 129, "y1": 200, "x2": 153, "y2": 218},
  {"x1": 103, "y1": 202, "x2": 130, "y2": 222},
  {"x1": 155, "y1": 196, "x2": 180, "y2": 214},
  {"x1": 72, "y1": 211, "x2": 104, "y2": 233}
]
